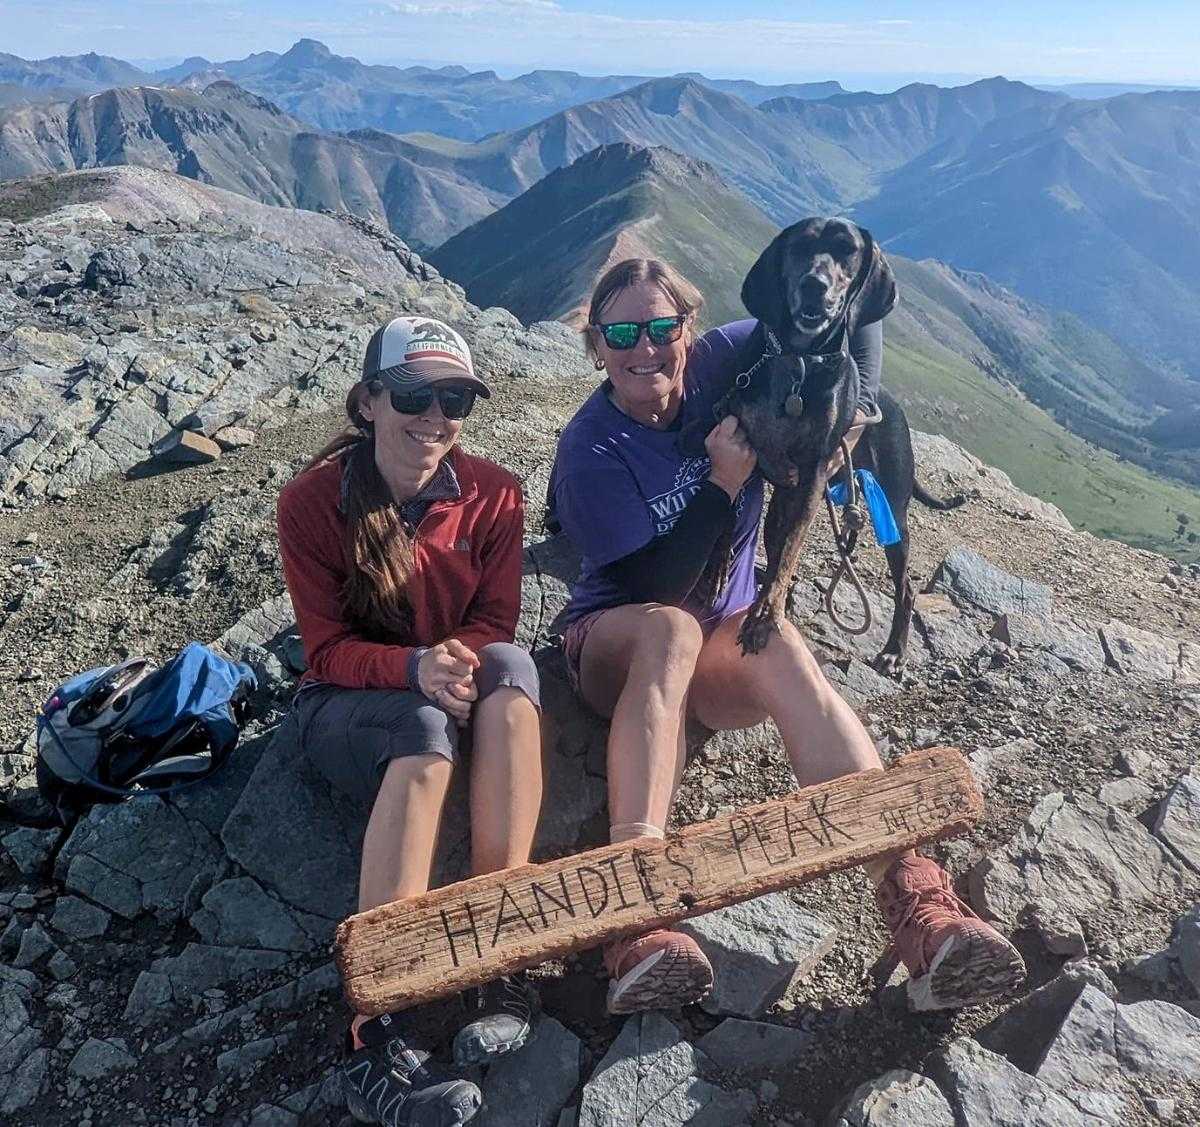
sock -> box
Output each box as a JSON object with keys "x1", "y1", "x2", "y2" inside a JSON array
[{"x1": 610, "y1": 822, "x2": 666, "y2": 843}]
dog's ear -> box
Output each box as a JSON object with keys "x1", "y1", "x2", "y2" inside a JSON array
[
  {"x1": 848, "y1": 227, "x2": 898, "y2": 331},
  {"x1": 741, "y1": 231, "x2": 788, "y2": 329}
]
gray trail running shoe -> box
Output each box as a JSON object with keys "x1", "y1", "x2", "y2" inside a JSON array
[
  {"x1": 342, "y1": 1012, "x2": 481, "y2": 1127},
  {"x1": 452, "y1": 974, "x2": 536, "y2": 1067}
]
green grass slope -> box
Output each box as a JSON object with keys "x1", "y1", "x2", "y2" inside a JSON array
[{"x1": 429, "y1": 143, "x2": 779, "y2": 326}]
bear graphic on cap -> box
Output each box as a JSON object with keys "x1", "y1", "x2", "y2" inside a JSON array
[{"x1": 362, "y1": 316, "x2": 490, "y2": 396}]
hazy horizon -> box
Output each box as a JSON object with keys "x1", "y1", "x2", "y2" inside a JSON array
[{"x1": 5, "y1": 0, "x2": 1198, "y2": 90}]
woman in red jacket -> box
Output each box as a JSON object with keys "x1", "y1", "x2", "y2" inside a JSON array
[{"x1": 277, "y1": 316, "x2": 541, "y2": 1127}]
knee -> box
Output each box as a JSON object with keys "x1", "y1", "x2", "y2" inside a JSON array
[
  {"x1": 476, "y1": 642, "x2": 541, "y2": 713},
  {"x1": 758, "y1": 623, "x2": 834, "y2": 702},
  {"x1": 378, "y1": 752, "x2": 453, "y2": 797},
  {"x1": 633, "y1": 605, "x2": 704, "y2": 674}
]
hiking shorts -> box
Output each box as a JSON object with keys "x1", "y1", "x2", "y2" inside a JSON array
[{"x1": 293, "y1": 642, "x2": 540, "y2": 804}]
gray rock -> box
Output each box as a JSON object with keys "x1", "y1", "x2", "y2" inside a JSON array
[
  {"x1": 217, "y1": 1031, "x2": 292, "y2": 1075},
  {"x1": 829, "y1": 1069, "x2": 954, "y2": 1127},
  {"x1": 1100, "y1": 619, "x2": 1188, "y2": 681},
  {"x1": 1171, "y1": 905, "x2": 1200, "y2": 995},
  {"x1": 970, "y1": 791, "x2": 1193, "y2": 935},
  {"x1": 991, "y1": 613, "x2": 1107, "y2": 672},
  {"x1": 0, "y1": 981, "x2": 44, "y2": 1114},
  {"x1": 51, "y1": 896, "x2": 111, "y2": 939},
  {"x1": 13, "y1": 921, "x2": 54, "y2": 967},
  {"x1": 190, "y1": 877, "x2": 312, "y2": 952},
  {"x1": 696, "y1": 1017, "x2": 812, "y2": 1072},
  {"x1": 247, "y1": 1107, "x2": 298, "y2": 1127},
  {"x1": 680, "y1": 895, "x2": 837, "y2": 1018},
  {"x1": 930, "y1": 547, "x2": 1053, "y2": 618},
  {"x1": 977, "y1": 960, "x2": 1116, "y2": 1073},
  {"x1": 577, "y1": 1013, "x2": 755, "y2": 1127},
  {"x1": 56, "y1": 795, "x2": 225, "y2": 922},
  {"x1": 931, "y1": 1037, "x2": 1113, "y2": 1126},
  {"x1": 1153, "y1": 768, "x2": 1200, "y2": 872},
  {"x1": 1035, "y1": 984, "x2": 1200, "y2": 1093},
  {"x1": 476, "y1": 1016, "x2": 581, "y2": 1127},
  {"x1": 1095, "y1": 776, "x2": 1153, "y2": 811},
  {"x1": 967, "y1": 739, "x2": 1034, "y2": 789},
  {"x1": 123, "y1": 943, "x2": 288, "y2": 1024},
  {"x1": 68, "y1": 1036, "x2": 136, "y2": 1079},
  {"x1": 47, "y1": 950, "x2": 78, "y2": 981},
  {"x1": 1, "y1": 826, "x2": 58, "y2": 876}
]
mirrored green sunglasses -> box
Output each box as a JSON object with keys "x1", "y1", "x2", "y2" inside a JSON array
[{"x1": 595, "y1": 315, "x2": 686, "y2": 350}]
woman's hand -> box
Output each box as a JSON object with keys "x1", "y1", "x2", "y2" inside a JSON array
[
  {"x1": 706, "y1": 415, "x2": 757, "y2": 499},
  {"x1": 417, "y1": 640, "x2": 480, "y2": 726},
  {"x1": 435, "y1": 677, "x2": 478, "y2": 727}
]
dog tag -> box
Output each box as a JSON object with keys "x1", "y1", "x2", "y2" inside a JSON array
[{"x1": 785, "y1": 393, "x2": 805, "y2": 417}]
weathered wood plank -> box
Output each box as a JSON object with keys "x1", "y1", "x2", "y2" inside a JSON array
[{"x1": 336, "y1": 747, "x2": 981, "y2": 1014}]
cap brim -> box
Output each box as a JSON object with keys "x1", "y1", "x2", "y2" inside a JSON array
[{"x1": 376, "y1": 362, "x2": 491, "y2": 398}]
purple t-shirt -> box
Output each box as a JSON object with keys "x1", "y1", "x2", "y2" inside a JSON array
[{"x1": 550, "y1": 320, "x2": 762, "y2": 630}]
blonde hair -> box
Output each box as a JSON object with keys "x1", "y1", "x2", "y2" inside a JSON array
[
  {"x1": 583, "y1": 258, "x2": 704, "y2": 362},
  {"x1": 301, "y1": 380, "x2": 416, "y2": 641}
]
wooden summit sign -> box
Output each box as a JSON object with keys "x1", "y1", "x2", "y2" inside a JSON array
[{"x1": 336, "y1": 747, "x2": 981, "y2": 1014}]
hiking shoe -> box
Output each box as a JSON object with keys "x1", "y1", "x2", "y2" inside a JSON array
[
  {"x1": 452, "y1": 974, "x2": 536, "y2": 1067},
  {"x1": 603, "y1": 928, "x2": 714, "y2": 1014},
  {"x1": 342, "y1": 1012, "x2": 481, "y2": 1127},
  {"x1": 875, "y1": 853, "x2": 1026, "y2": 1012}
]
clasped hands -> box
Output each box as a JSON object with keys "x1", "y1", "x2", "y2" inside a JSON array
[{"x1": 415, "y1": 639, "x2": 479, "y2": 726}]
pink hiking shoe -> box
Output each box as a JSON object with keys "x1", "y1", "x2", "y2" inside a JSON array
[
  {"x1": 875, "y1": 854, "x2": 1026, "y2": 1011},
  {"x1": 603, "y1": 928, "x2": 714, "y2": 1015}
]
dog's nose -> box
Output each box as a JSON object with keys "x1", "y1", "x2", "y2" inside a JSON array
[{"x1": 800, "y1": 274, "x2": 828, "y2": 302}]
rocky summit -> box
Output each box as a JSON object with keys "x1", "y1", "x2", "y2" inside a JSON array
[{"x1": 2, "y1": 167, "x2": 1200, "y2": 1126}]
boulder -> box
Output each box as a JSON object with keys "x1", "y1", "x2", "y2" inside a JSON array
[
  {"x1": 56, "y1": 794, "x2": 227, "y2": 922},
  {"x1": 1099, "y1": 619, "x2": 1190, "y2": 681},
  {"x1": 0, "y1": 826, "x2": 58, "y2": 876},
  {"x1": 969, "y1": 791, "x2": 1193, "y2": 939},
  {"x1": 476, "y1": 1016, "x2": 581, "y2": 1127},
  {"x1": 1035, "y1": 984, "x2": 1200, "y2": 1095},
  {"x1": 51, "y1": 896, "x2": 111, "y2": 940},
  {"x1": 930, "y1": 1037, "x2": 1115, "y2": 1126},
  {"x1": 679, "y1": 894, "x2": 836, "y2": 1018},
  {"x1": 829, "y1": 1069, "x2": 954, "y2": 1127},
  {"x1": 152, "y1": 428, "x2": 222, "y2": 465},
  {"x1": 1153, "y1": 767, "x2": 1200, "y2": 872},
  {"x1": 576, "y1": 1014, "x2": 755, "y2": 1127},
  {"x1": 68, "y1": 1036, "x2": 137, "y2": 1079},
  {"x1": 696, "y1": 1017, "x2": 812, "y2": 1073},
  {"x1": 990, "y1": 613, "x2": 1107, "y2": 672},
  {"x1": 930, "y1": 547, "x2": 1053, "y2": 618}
]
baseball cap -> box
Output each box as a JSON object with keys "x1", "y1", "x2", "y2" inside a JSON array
[{"x1": 362, "y1": 316, "x2": 490, "y2": 397}]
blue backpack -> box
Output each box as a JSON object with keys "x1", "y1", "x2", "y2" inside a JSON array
[{"x1": 11, "y1": 643, "x2": 256, "y2": 828}]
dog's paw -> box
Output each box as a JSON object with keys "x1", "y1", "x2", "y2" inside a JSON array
[
  {"x1": 738, "y1": 610, "x2": 779, "y2": 655},
  {"x1": 872, "y1": 650, "x2": 906, "y2": 678}
]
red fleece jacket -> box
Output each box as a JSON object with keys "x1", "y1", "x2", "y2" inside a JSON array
[{"x1": 276, "y1": 446, "x2": 525, "y2": 690}]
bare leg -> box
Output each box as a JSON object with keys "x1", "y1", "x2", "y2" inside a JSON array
[
  {"x1": 470, "y1": 687, "x2": 543, "y2": 875},
  {"x1": 692, "y1": 611, "x2": 905, "y2": 883},
  {"x1": 351, "y1": 753, "x2": 454, "y2": 1044},
  {"x1": 577, "y1": 603, "x2": 702, "y2": 836}
]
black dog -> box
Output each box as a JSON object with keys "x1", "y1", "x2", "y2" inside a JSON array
[{"x1": 720, "y1": 217, "x2": 964, "y2": 671}]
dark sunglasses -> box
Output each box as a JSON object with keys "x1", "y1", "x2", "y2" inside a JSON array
[
  {"x1": 388, "y1": 384, "x2": 477, "y2": 420},
  {"x1": 594, "y1": 315, "x2": 686, "y2": 350}
]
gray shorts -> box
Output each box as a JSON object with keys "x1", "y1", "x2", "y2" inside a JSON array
[{"x1": 292, "y1": 642, "x2": 540, "y2": 804}]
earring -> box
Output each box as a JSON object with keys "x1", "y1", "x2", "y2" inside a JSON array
[{"x1": 594, "y1": 358, "x2": 606, "y2": 371}]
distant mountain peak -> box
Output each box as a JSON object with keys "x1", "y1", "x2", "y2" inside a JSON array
[{"x1": 279, "y1": 39, "x2": 333, "y2": 65}]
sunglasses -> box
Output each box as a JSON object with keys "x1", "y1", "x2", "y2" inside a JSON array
[
  {"x1": 388, "y1": 384, "x2": 477, "y2": 421},
  {"x1": 594, "y1": 315, "x2": 686, "y2": 351}
]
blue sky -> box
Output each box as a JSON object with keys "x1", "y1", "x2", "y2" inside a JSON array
[{"x1": 5, "y1": 1, "x2": 1199, "y2": 88}]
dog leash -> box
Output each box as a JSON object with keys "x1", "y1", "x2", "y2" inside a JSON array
[{"x1": 822, "y1": 437, "x2": 874, "y2": 636}]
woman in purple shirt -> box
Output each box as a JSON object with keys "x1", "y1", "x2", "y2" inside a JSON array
[{"x1": 549, "y1": 258, "x2": 1025, "y2": 1018}]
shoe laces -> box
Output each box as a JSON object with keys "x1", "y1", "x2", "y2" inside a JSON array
[{"x1": 878, "y1": 871, "x2": 975, "y2": 972}]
